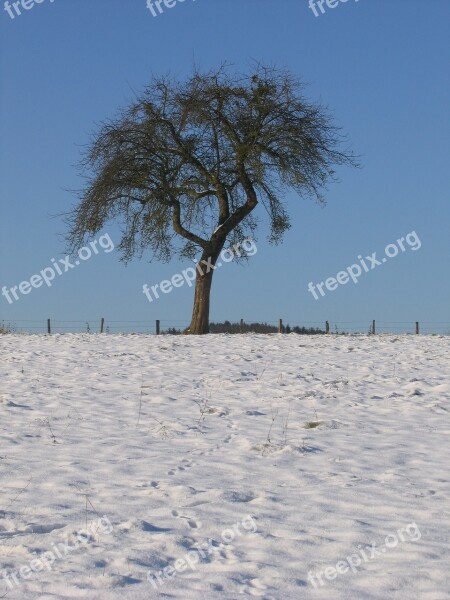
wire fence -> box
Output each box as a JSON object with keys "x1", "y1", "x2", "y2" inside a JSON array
[{"x1": 1, "y1": 319, "x2": 449, "y2": 335}]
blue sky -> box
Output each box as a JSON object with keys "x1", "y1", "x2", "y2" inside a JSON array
[{"x1": 0, "y1": 0, "x2": 449, "y2": 333}]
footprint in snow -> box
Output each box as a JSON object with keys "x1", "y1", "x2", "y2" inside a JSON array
[
  {"x1": 6, "y1": 401, "x2": 32, "y2": 410},
  {"x1": 221, "y1": 490, "x2": 257, "y2": 503},
  {"x1": 0, "y1": 523, "x2": 66, "y2": 539},
  {"x1": 240, "y1": 576, "x2": 268, "y2": 596},
  {"x1": 167, "y1": 458, "x2": 196, "y2": 475},
  {"x1": 171, "y1": 510, "x2": 201, "y2": 529},
  {"x1": 140, "y1": 520, "x2": 171, "y2": 533}
]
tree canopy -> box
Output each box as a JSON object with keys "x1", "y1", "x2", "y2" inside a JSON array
[{"x1": 67, "y1": 64, "x2": 357, "y2": 333}]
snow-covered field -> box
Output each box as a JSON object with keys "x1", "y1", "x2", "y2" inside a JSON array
[{"x1": 1, "y1": 333, "x2": 449, "y2": 600}]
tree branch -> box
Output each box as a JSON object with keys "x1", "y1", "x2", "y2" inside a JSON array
[{"x1": 172, "y1": 200, "x2": 209, "y2": 249}]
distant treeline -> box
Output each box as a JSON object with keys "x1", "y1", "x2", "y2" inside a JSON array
[{"x1": 164, "y1": 321, "x2": 326, "y2": 335}]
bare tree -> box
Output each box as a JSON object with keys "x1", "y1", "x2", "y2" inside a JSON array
[{"x1": 66, "y1": 65, "x2": 357, "y2": 334}]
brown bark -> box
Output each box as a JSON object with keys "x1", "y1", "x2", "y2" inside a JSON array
[
  {"x1": 186, "y1": 246, "x2": 223, "y2": 334},
  {"x1": 188, "y1": 270, "x2": 214, "y2": 334}
]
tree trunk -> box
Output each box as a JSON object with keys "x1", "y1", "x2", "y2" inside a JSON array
[{"x1": 186, "y1": 247, "x2": 221, "y2": 334}]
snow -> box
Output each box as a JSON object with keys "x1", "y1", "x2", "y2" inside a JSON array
[{"x1": 1, "y1": 333, "x2": 449, "y2": 599}]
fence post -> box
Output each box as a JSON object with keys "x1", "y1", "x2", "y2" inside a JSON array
[
  {"x1": 325, "y1": 320, "x2": 330, "y2": 334},
  {"x1": 156, "y1": 320, "x2": 160, "y2": 335},
  {"x1": 47, "y1": 319, "x2": 51, "y2": 335},
  {"x1": 372, "y1": 320, "x2": 376, "y2": 335},
  {"x1": 100, "y1": 318, "x2": 105, "y2": 334},
  {"x1": 240, "y1": 318, "x2": 244, "y2": 333},
  {"x1": 416, "y1": 321, "x2": 419, "y2": 335},
  {"x1": 278, "y1": 318, "x2": 283, "y2": 334}
]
